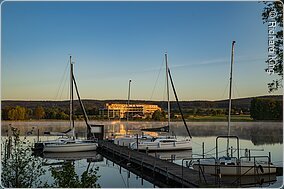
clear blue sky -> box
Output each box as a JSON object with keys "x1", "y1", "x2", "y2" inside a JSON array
[{"x1": 1, "y1": 1, "x2": 282, "y2": 101}]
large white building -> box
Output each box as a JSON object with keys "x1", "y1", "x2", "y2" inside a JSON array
[{"x1": 100, "y1": 103, "x2": 161, "y2": 119}]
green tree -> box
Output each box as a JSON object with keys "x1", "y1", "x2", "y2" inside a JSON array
[
  {"x1": 1, "y1": 127, "x2": 46, "y2": 187},
  {"x1": 8, "y1": 108, "x2": 16, "y2": 120},
  {"x1": 250, "y1": 98, "x2": 283, "y2": 120},
  {"x1": 274, "y1": 100, "x2": 283, "y2": 119},
  {"x1": 161, "y1": 110, "x2": 166, "y2": 119},
  {"x1": 56, "y1": 111, "x2": 69, "y2": 120},
  {"x1": 7, "y1": 106, "x2": 27, "y2": 120},
  {"x1": 2, "y1": 106, "x2": 13, "y2": 120},
  {"x1": 262, "y1": 1, "x2": 283, "y2": 92},
  {"x1": 196, "y1": 108, "x2": 204, "y2": 116},
  {"x1": 192, "y1": 108, "x2": 197, "y2": 115},
  {"x1": 34, "y1": 106, "x2": 45, "y2": 119},
  {"x1": 87, "y1": 107, "x2": 99, "y2": 115},
  {"x1": 27, "y1": 108, "x2": 33, "y2": 119},
  {"x1": 216, "y1": 109, "x2": 223, "y2": 115},
  {"x1": 50, "y1": 161, "x2": 100, "y2": 188},
  {"x1": 45, "y1": 108, "x2": 58, "y2": 119},
  {"x1": 211, "y1": 109, "x2": 217, "y2": 116},
  {"x1": 152, "y1": 110, "x2": 162, "y2": 121},
  {"x1": 15, "y1": 106, "x2": 27, "y2": 120}
]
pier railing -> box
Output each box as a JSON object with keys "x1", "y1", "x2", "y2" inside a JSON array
[
  {"x1": 98, "y1": 140, "x2": 216, "y2": 187},
  {"x1": 181, "y1": 157, "x2": 219, "y2": 187},
  {"x1": 185, "y1": 154, "x2": 276, "y2": 187}
]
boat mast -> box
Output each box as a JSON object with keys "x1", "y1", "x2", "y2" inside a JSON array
[
  {"x1": 165, "y1": 53, "x2": 170, "y2": 129},
  {"x1": 227, "y1": 41, "x2": 236, "y2": 156},
  {"x1": 70, "y1": 56, "x2": 75, "y2": 139},
  {"x1": 127, "y1": 79, "x2": 132, "y2": 122}
]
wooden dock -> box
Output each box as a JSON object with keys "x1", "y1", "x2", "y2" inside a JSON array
[{"x1": 98, "y1": 140, "x2": 218, "y2": 188}]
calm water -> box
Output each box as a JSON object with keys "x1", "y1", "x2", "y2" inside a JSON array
[
  {"x1": 38, "y1": 150, "x2": 154, "y2": 188},
  {"x1": 1, "y1": 121, "x2": 283, "y2": 188}
]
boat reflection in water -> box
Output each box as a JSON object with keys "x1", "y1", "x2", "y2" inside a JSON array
[
  {"x1": 148, "y1": 149, "x2": 192, "y2": 162},
  {"x1": 40, "y1": 151, "x2": 102, "y2": 188},
  {"x1": 43, "y1": 151, "x2": 103, "y2": 162}
]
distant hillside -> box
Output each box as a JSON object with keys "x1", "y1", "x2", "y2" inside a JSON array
[{"x1": 2, "y1": 95, "x2": 282, "y2": 111}]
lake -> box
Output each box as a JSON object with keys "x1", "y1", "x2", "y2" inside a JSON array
[{"x1": 1, "y1": 121, "x2": 283, "y2": 187}]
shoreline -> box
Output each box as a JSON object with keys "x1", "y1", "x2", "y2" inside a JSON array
[
  {"x1": 1, "y1": 119, "x2": 282, "y2": 123},
  {"x1": 1, "y1": 120, "x2": 282, "y2": 131}
]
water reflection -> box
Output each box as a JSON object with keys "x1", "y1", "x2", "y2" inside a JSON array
[
  {"x1": 1, "y1": 121, "x2": 283, "y2": 187},
  {"x1": 2, "y1": 121, "x2": 282, "y2": 145},
  {"x1": 2, "y1": 132, "x2": 282, "y2": 188},
  {"x1": 105, "y1": 121, "x2": 283, "y2": 145},
  {"x1": 43, "y1": 151, "x2": 103, "y2": 161},
  {"x1": 183, "y1": 124, "x2": 283, "y2": 145},
  {"x1": 48, "y1": 160, "x2": 100, "y2": 188},
  {"x1": 119, "y1": 123, "x2": 127, "y2": 135},
  {"x1": 37, "y1": 149, "x2": 153, "y2": 188}
]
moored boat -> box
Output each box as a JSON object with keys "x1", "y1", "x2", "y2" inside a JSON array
[
  {"x1": 41, "y1": 56, "x2": 98, "y2": 153},
  {"x1": 113, "y1": 134, "x2": 153, "y2": 147},
  {"x1": 131, "y1": 136, "x2": 192, "y2": 151},
  {"x1": 43, "y1": 139, "x2": 97, "y2": 153},
  {"x1": 130, "y1": 53, "x2": 192, "y2": 151},
  {"x1": 193, "y1": 157, "x2": 276, "y2": 176},
  {"x1": 192, "y1": 41, "x2": 276, "y2": 176}
]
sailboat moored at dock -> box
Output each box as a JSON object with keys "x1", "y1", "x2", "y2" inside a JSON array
[
  {"x1": 192, "y1": 41, "x2": 277, "y2": 176},
  {"x1": 39, "y1": 56, "x2": 98, "y2": 153},
  {"x1": 130, "y1": 53, "x2": 192, "y2": 151}
]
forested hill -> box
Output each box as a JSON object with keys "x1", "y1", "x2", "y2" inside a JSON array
[{"x1": 2, "y1": 95, "x2": 282, "y2": 111}]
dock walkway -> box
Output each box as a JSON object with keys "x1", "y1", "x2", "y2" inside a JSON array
[{"x1": 98, "y1": 140, "x2": 218, "y2": 188}]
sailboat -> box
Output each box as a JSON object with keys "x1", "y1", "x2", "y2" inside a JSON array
[
  {"x1": 113, "y1": 80, "x2": 154, "y2": 147},
  {"x1": 130, "y1": 53, "x2": 192, "y2": 151},
  {"x1": 192, "y1": 41, "x2": 276, "y2": 176},
  {"x1": 42, "y1": 56, "x2": 98, "y2": 153}
]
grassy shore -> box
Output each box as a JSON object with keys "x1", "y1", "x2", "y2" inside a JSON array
[{"x1": 184, "y1": 115, "x2": 253, "y2": 122}]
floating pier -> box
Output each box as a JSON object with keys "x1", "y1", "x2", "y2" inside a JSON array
[{"x1": 98, "y1": 140, "x2": 218, "y2": 188}]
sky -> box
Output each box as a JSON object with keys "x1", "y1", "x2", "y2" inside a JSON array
[{"x1": 1, "y1": 1, "x2": 282, "y2": 101}]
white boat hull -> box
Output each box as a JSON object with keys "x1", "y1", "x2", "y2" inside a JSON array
[
  {"x1": 114, "y1": 137, "x2": 136, "y2": 147},
  {"x1": 114, "y1": 135, "x2": 153, "y2": 147},
  {"x1": 43, "y1": 142, "x2": 98, "y2": 153},
  {"x1": 193, "y1": 162, "x2": 277, "y2": 176},
  {"x1": 131, "y1": 140, "x2": 192, "y2": 151}
]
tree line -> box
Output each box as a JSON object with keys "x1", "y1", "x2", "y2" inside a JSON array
[
  {"x1": 250, "y1": 98, "x2": 283, "y2": 120},
  {"x1": 1, "y1": 105, "x2": 102, "y2": 121},
  {"x1": 2, "y1": 106, "x2": 68, "y2": 120},
  {"x1": 1, "y1": 105, "x2": 247, "y2": 121},
  {"x1": 1, "y1": 98, "x2": 282, "y2": 121}
]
